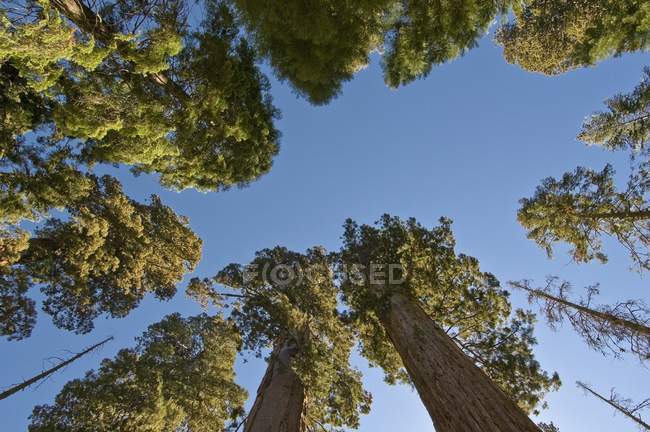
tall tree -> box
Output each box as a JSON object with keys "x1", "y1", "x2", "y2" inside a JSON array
[
  {"x1": 0, "y1": 336, "x2": 113, "y2": 401},
  {"x1": 496, "y1": 0, "x2": 650, "y2": 75},
  {"x1": 577, "y1": 381, "x2": 650, "y2": 431},
  {"x1": 233, "y1": 0, "x2": 512, "y2": 104},
  {"x1": 1, "y1": 0, "x2": 280, "y2": 191},
  {"x1": 579, "y1": 67, "x2": 650, "y2": 155},
  {"x1": 206, "y1": 246, "x2": 371, "y2": 431},
  {"x1": 1, "y1": 175, "x2": 202, "y2": 339},
  {"x1": 28, "y1": 313, "x2": 247, "y2": 431},
  {"x1": 337, "y1": 214, "x2": 560, "y2": 431},
  {"x1": 510, "y1": 278, "x2": 650, "y2": 361},
  {"x1": 517, "y1": 164, "x2": 650, "y2": 271}
]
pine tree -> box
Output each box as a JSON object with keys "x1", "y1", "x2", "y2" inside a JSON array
[
  {"x1": 1, "y1": 0, "x2": 280, "y2": 191},
  {"x1": 1, "y1": 175, "x2": 202, "y2": 339},
  {"x1": 234, "y1": 0, "x2": 512, "y2": 104},
  {"x1": 577, "y1": 381, "x2": 650, "y2": 431},
  {"x1": 510, "y1": 278, "x2": 650, "y2": 361},
  {"x1": 496, "y1": 0, "x2": 650, "y2": 75},
  {"x1": 203, "y1": 246, "x2": 371, "y2": 431},
  {"x1": 337, "y1": 214, "x2": 560, "y2": 431},
  {"x1": 579, "y1": 67, "x2": 650, "y2": 155},
  {"x1": 518, "y1": 164, "x2": 649, "y2": 271},
  {"x1": 28, "y1": 313, "x2": 247, "y2": 431}
]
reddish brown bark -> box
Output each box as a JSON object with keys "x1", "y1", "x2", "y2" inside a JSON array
[
  {"x1": 244, "y1": 340, "x2": 305, "y2": 432},
  {"x1": 379, "y1": 292, "x2": 540, "y2": 432}
]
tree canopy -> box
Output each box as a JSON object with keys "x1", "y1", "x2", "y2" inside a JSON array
[
  {"x1": 518, "y1": 164, "x2": 649, "y2": 271},
  {"x1": 28, "y1": 313, "x2": 247, "y2": 431},
  {"x1": 496, "y1": 0, "x2": 650, "y2": 75},
  {"x1": 0, "y1": 175, "x2": 201, "y2": 340},
  {"x1": 1, "y1": 0, "x2": 280, "y2": 191},
  {"x1": 337, "y1": 214, "x2": 560, "y2": 415},
  {"x1": 197, "y1": 246, "x2": 371, "y2": 430},
  {"x1": 234, "y1": 0, "x2": 512, "y2": 103}
]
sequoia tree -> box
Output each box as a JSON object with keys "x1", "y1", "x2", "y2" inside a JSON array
[
  {"x1": 517, "y1": 164, "x2": 649, "y2": 271},
  {"x1": 201, "y1": 246, "x2": 371, "y2": 431},
  {"x1": 510, "y1": 278, "x2": 650, "y2": 361},
  {"x1": 0, "y1": 175, "x2": 202, "y2": 340},
  {"x1": 496, "y1": 0, "x2": 650, "y2": 75},
  {"x1": 234, "y1": 0, "x2": 512, "y2": 103},
  {"x1": 28, "y1": 313, "x2": 247, "y2": 431},
  {"x1": 1, "y1": 0, "x2": 280, "y2": 191},
  {"x1": 337, "y1": 215, "x2": 560, "y2": 432}
]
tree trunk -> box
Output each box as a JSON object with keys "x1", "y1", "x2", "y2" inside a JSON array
[
  {"x1": 522, "y1": 286, "x2": 650, "y2": 337},
  {"x1": 244, "y1": 340, "x2": 305, "y2": 432},
  {"x1": 0, "y1": 336, "x2": 113, "y2": 401},
  {"x1": 577, "y1": 381, "x2": 650, "y2": 431},
  {"x1": 379, "y1": 292, "x2": 540, "y2": 432}
]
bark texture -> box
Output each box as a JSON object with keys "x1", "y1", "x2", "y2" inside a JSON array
[
  {"x1": 244, "y1": 340, "x2": 305, "y2": 432},
  {"x1": 379, "y1": 292, "x2": 540, "y2": 432}
]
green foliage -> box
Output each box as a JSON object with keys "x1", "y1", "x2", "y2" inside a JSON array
[
  {"x1": 518, "y1": 165, "x2": 650, "y2": 270},
  {"x1": 213, "y1": 246, "x2": 371, "y2": 430},
  {"x1": 382, "y1": 0, "x2": 511, "y2": 87},
  {"x1": 0, "y1": 228, "x2": 35, "y2": 340},
  {"x1": 496, "y1": 0, "x2": 650, "y2": 74},
  {"x1": 579, "y1": 67, "x2": 650, "y2": 154},
  {"x1": 1, "y1": 174, "x2": 202, "y2": 338},
  {"x1": 338, "y1": 214, "x2": 560, "y2": 414},
  {"x1": 235, "y1": 0, "x2": 511, "y2": 103},
  {"x1": 29, "y1": 313, "x2": 247, "y2": 431},
  {"x1": 1, "y1": 0, "x2": 280, "y2": 191}
]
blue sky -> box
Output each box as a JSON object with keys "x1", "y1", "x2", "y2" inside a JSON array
[{"x1": 1, "y1": 35, "x2": 648, "y2": 431}]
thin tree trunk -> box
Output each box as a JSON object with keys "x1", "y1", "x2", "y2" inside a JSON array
[
  {"x1": 379, "y1": 292, "x2": 540, "y2": 432},
  {"x1": 49, "y1": 0, "x2": 190, "y2": 103},
  {"x1": 581, "y1": 209, "x2": 650, "y2": 221},
  {"x1": 521, "y1": 285, "x2": 650, "y2": 337},
  {"x1": 244, "y1": 340, "x2": 305, "y2": 432},
  {"x1": 577, "y1": 381, "x2": 650, "y2": 431},
  {"x1": 0, "y1": 336, "x2": 113, "y2": 401}
]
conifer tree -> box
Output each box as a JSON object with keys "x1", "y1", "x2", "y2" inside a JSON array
[
  {"x1": 28, "y1": 313, "x2": 247, "y2": 431},
  {"x1": 337, "y1": 214, "x2": 560, "y2": 432},
  {"x1": 203, "y1": 246, "x2": 371, "y2": 431},
  {"x1": 577, "y1": 381, "x2": 650, "y2": 431},
  {"x1": 1, "y1": 0, "x2": 280, "y2": 191},
  {"x1": 517, "y1": 165, "x2": 649, "y2": 271},
  {"x1": 510, "y1": 278, "x2": 650, "y2": 361},
  {"x1": 1, "y1": 175, "x2": 202, "y2": 339},
  {"x1": 233, "y1": 0, "x2": 512, "y2": 104},
  {"x1": 579, "y1": 66, "x2": 650, "y2": 162},
  {"x1": 496, "y1": 0, "x2": 650, "y2": 75}
]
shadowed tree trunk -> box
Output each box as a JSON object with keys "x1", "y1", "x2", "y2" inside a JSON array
[
  {"x1": 0, "y1": 336, "x2": 113, "y2": 401},
  {"x1": 379, "y1": 292, "x2": 541, "y2": 432},
  {"x1": 244, "y1": 340, "x2": 305, "y2": 432}
]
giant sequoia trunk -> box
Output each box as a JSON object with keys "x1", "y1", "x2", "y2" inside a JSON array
[
  {"x1": 379, "y1": 292, "x2": 540, "y2": 432},
  {"x1": 244, "y1": 340, "x2": 305, "y2": 432}
]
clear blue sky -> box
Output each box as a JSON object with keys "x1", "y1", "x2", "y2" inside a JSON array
[{"x1": 1, "y1": 35, "x2": 648, "y2": 431}]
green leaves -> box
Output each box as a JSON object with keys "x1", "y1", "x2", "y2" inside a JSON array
[
  {"x1": 518, "y1": 165, "x2": 649, "y2": 270},
  {"x1": 496, "y1": 0, "x2": 650, "y2": 74},
  {"x1": 338, "y1": 214, "x2": 559, "y2": 413},
  {"x1": 1, "y1": 174, "x2": 202, "y2": 338},
  {"x1": 28, "y1": 313, "x2": 247, "y2": 432},
  {"x1": 215, "y1": 246, "x2": 371, "y2": 430}
]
